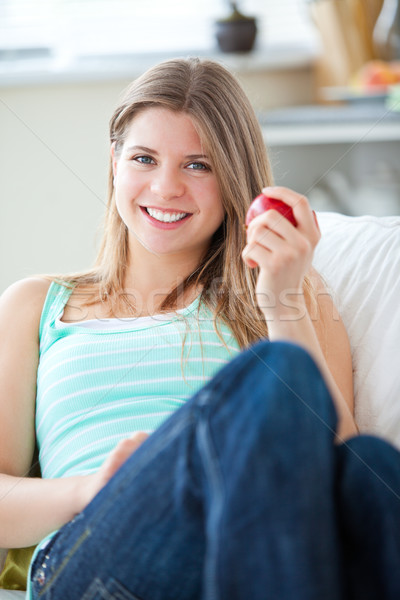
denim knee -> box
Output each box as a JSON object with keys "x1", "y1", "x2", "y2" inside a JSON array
[
  {"x1": 335, "y1": 435, "x2": 400, "y2": 598},
  {"x1": 198, "y1": 339, "x2": 337, "y2": 442},
  {"x1": 336, "y1": 434, "x2": 400, "y2": 506}
]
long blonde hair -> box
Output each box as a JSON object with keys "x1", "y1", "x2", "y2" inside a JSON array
[{"x1": 60, "y1": 57, "x2": 312, "y2": 348}]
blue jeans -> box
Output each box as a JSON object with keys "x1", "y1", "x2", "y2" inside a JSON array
[{"x1": 31, "y1": 341, "x2": 400, "y2": 599}]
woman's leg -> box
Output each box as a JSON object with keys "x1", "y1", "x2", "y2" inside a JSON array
[
  {"x1": 335, "y1": 435, "x2": 400, "y2": 599},
  {"x1": 206, "y1": 342, "x2": 400, "y2": 600},
  {"x1": 30, "y1": 340, "x2": 400, "y2": 600},
  {"x1": 199, "y1": 339, "x2": 345, "y2": 600}
]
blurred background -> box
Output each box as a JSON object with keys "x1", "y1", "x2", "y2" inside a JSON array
[{"x1": 1, "y1": 0, "x2": 400, "y2": 292}]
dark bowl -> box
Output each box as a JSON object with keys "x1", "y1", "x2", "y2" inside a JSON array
[{"x1": 215, "y1": 18, "x2": 257, "y2": 53}]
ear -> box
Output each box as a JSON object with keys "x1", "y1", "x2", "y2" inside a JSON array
[{"x1": 111, "y1": 142, "x2": 118, "y2": 178}]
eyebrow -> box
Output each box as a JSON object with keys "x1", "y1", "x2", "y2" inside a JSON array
[
  {"x1": 125, "y1": 145, "x2": 159, "y2": 155},
  {"x1": 124, "y1": 145, "x2": 210, "y2": 161}
]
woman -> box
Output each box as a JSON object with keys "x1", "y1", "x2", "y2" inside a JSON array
[{"x1": 0, "y1": 57, "x2": 398, "y2": 599}]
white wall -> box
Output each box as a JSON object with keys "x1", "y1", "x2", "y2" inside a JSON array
[
  {"x1": 1, "y1": 79, "x2": 125, "y2": 293},
  {"x1": 0, "y1": 64, "x2": 315, "y2": 293}
]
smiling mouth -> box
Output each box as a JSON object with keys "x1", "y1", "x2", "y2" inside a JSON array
[{"x1": 144, "y1": 207, "x2": 190, "y2": 223}]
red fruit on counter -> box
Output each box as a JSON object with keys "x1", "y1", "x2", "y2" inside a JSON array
[{"x1": 245, "y1": 194, "x2": 297, "y2": 227}]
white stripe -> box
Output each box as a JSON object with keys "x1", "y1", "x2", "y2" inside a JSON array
[
  {"x1": 42, "y1": 413, "x2": 171, "y2": 474},
  {"x1": 49, "y1": 422, "x2": 160, "y2": 476},
  {"x1": 38, "y1": 328, "x2": 238, "y2": 366},
  {"x1": 40, "y1": 332, "x2": 238, "y2": 368},
  {"x1": 39, "y1": 333, "x2": 183, "y2": 371},
  {"x1": 39, "y1": 351, "x2": 231, "y2": 386},
  {"x1": 38, "y1": 396, "x2": 187, "y2": 458},
  {"x1": 36, "y1": 376, "x2": 210, "y2": 434},
  {"x1": 39, "y1": 358, "x2": 210, "y2": 405},
  {"x1": 39, "y1": 363, "x2": 144, "y2": 405},
  {"x1": 39, "y1": 327, "x2": 182, "y2": 366}
]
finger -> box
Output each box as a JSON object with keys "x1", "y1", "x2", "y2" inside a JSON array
[
  {"x1": 312, "y1": 210, "x2": 320, "y2": 232},
  {"x1": 111, "y1": 433, "x2": 148, "y2": 463},
  {"x1": 247, "y1": 209, "x2": 297, "y2": 246},
  {"x1": 116, "y1": 433, "x2": 148, "y2": 457},
  {"x1": 242, "y1": 241, "x2": 273, "y2": 270},
  {"x1": 130, "y1": 431, "x2": 149, "y2": 442},
  {"x1": 102, "y1": 435, "x2": 145, "y2": 477},
  {"x1": 261, "y1": 186, "x2": 317, "y2": 239},
  {"x1": 242, "y1": 245, "x2": 259, "y2": 269},
  {"x1": 129, "y1": 431, "x2": 149, "y2": 449}
]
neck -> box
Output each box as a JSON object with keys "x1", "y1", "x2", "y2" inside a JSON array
[{"x1": 123, "y1": 250, "x2": 202, "y2": 315}]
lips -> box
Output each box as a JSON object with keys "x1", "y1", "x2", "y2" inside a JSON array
[
  {"x1": 140, "y1": 206, "x2": 192, "y2": 229},
  {"x1": 145, "y1": 207, "x2": 189, "y2": 223}
]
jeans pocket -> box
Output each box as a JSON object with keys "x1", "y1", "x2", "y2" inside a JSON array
[
  {"x1": 81, "y1": 576, "x2": 144, "y2": 600},
  {"x1": 31, "y1": 514, "x2": 86, "y2": 598}
]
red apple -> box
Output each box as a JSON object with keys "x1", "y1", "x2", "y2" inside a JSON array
[{"x1": 245, "y1": 194, "x2": 297, "y2": 227}]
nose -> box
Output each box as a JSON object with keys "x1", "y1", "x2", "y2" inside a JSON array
[{"x1": 150, "y1": 164, "x2": 185, "y2": 201}]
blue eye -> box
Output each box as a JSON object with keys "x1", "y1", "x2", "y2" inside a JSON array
[
  {"x1": 188, "y1": 162, "x2": 209, "y2": 171},
  {"x1": 135, "y1": 155, "x2": 154, "y2": 164}
]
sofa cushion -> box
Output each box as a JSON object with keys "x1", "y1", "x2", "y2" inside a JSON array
[{"x1": 313, "y1": 212, "x2": 400, "y2": 448}]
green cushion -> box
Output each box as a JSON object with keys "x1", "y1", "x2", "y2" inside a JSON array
[{"x1": 0, "y1": 547, "x2": 36, "y2": 591}]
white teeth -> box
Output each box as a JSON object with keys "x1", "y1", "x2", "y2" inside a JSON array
[{"x1": 146, "y1": 207, "x2": 188, "y2": 223}]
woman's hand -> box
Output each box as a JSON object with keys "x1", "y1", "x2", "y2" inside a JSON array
[
  {"x1": 242, "y1": 187, "x2": 357, "y2": 439},
  {"x1": 0, "y1": 433, "x2": 149, "y2": 547},
  {"x1": 85, "y1": 432, "x2": 149, "y2": 505},
  {"x1": 242, "y1": 186, "x2": 320, "y2": 321}
]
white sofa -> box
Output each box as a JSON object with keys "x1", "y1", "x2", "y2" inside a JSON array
[
  {"x1": 1, "y1": 211, "x2": 400, "y2": 598},
  {"x1": 314, "y1": 212, "x2": 400, "y2": 447}
]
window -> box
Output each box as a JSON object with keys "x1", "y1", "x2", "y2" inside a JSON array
[{"x1": 0, "y1": 1, "x2": 317, "y2": 59}]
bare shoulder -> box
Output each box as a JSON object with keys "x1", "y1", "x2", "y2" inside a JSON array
[
  {"x1": 0, "y1": 277, "x2": 51, "y2": 329},
  {"x1": 0, "y1": 278, "x2": 52, "y2": 475},
  {"x1": 0, "y1": 276, "x2": 51, "y2": 303}
]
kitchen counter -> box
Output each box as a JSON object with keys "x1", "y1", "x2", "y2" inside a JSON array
[
  {"x1": 260, "y1": 101, "x2": 400, "y2": 145},
  {"x1": 0, "y1": 45, "x2": 316, "y2": 88},
  {"x1": 260, "y1": 101, "x2": 400, "y2": 216}
]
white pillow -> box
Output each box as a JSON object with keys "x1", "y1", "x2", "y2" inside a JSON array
[{"x1": 313, "y1": 212, "x2": 400, "y2": 448}]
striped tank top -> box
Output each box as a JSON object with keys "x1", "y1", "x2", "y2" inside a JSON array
[
  {"x1": 25, "y1": 281, "x2": 242, "y2": 599},
  {"x1": 36, "y1": 281, "x2": 241, "y2": 480}
]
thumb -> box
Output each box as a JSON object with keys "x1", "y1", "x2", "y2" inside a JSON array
[
  {"x1": 129, "y1": 431, "x2": 149, "y2": 448},
  {"x1": 102, "y1": 432, "x2": 149, "y2": 479}
]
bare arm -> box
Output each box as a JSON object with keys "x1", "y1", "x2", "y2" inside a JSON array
[
  {"x1": 0, "y1": 473, "x2": 89, "y2": 548},
  {"x1": 0, "y1": 278, "x2": 47, "y2": 477},
  {"x1": 243, "y1": 186, "x2": 357, "y2": 441},
  {"x1": 266, "y1": 269, "x2": 356, "y2": 440},
  {"x1": 0, "y1": 434, "x2": 148, "y2": 548},
  {"x1": 0, "y1": 279, "x2": 144, "y2": 548},
  {"x1": 306, "y1": 267, "x2": 355, "y2": 428},
  {"x1": 0, "y1": 277, "x2": 80, "y2": 547},
  {"x1": 0, "y1": 278, "x2": 149, "y2": 548}
]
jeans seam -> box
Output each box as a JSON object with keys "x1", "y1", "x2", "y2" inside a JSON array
[{"x1": 39, "y1": 528, "x2": 92, "y2": 596}]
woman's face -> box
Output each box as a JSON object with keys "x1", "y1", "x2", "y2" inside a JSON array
[{"x1": 112, "y1": 107, "x2": 225, "y2": 263}]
